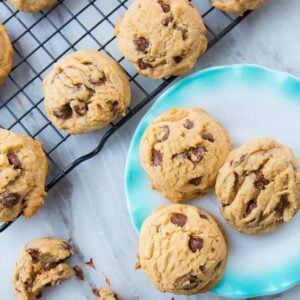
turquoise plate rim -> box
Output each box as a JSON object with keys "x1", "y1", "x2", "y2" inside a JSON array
[{"x1": 124, "y1": 64, "x2": 300, "y2": 298}]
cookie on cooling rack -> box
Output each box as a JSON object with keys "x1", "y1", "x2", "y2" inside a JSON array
[
  {"x1": 7, "y1": 0, "x2": 57, "y2": 13},
  {"x1": 0, "y1": 129, "x2": 48, "y2": 222},
  {"x1": 212, "y1": 0, "x2": 267, "y2": 16},
  {"x1": 138, "y1": 204, "x2": 228, "y2": 295},
  {"x1": 13, "y1": 237, "x2": 74, "y2": 300},
  {"x1": 140, "y1": 108, "x2": 231, "y2": 202},
  {"x1": 216, "y1": 138, "x2": 300, "y2": 235},
  {"x1": 0, "y1": 23, "x2": 13, "y2": 86},
  {"x1": 43, "y1": 49, "x2": 131, "y2": 135},
  {"x1": 115, "y1": 0, "x2": 207, "y2": 79}
]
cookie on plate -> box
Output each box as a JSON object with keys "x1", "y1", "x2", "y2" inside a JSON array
[
  {"x1": 0, "y1": 129, "x2": 48, "y2": 222},
  {"x1": 0, "y1": 23, "x2": 13, "y2": 86},
  {"x1": 138, "y1": 204, "x2": 228, "y2": 295},
  {"x1": 212, "y1": 0, "x2": 266, "y2": 16},
  {"x1": 140, "y1": 108, "x2": 231, "y2": 202},
  {"x1": 98, "y1": 288, "x2": 119, "y2": 300},
  {"x1": 115, "y1": 0, "x2": 207, "y2": 79},
  {"x1": 13, "y1": 237, "x2": 74, "y2": 300},
  {"x1": 216, "y1": 138, "x2": 300, "y2": 235},
  {"x1": 43, "y1": 49, "x2": 131, "y2": 135},
  {"x1": 7, "y1": 0, "x2": 57, "y2": 12}
]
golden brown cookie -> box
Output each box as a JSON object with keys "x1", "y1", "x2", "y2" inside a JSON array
[
  {"x1": 12, "y1": 237, "x2": 74, "y2": 300},
  {"x1": 138, "y1": 204, "x2": 228, "y2": 295},
  {"x1": 98, "y1": 288, "x2": 119, "y2": 300},
  {"x1": 0, "y1": 129, "x2": 48, "y2": 222},
  {"x1": 43, "y1": 49, "x2": 131, "y2": 135},
  {"x1": 140, "y1": 108, "x2": 231, "y2": 202},
  {"x1": 0, "y1": 23, "x2": 13, "y2": 86},
  {"x1": 7, "y1": 0, "x2": 57, "y2": 12},
  {"x1": 115, "y1": 0, "x2": 207, "y2": 79},
  {"x1": 216, "y1": 138, "x2": 300, "y2": 234}
]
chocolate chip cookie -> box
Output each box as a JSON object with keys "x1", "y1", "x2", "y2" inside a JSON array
[
  {"x1": 138, "y1": 204, "x2": 228, "y2": 295},
  {"x1": 212, "y1": 0, "x2": 266, "y2": 16},
  {"x1": 0, "y1": 23, "x2": 13, "y2": 86},
  {"x1": 7, "y1": 0, "x2": 57, "y2": 12},
  {"x1": 98, "y1": 288, "x2": 119, "y2": 300},
  {"x1": 43, "y1": 49, "x2": 131, "y2": 135},
  {"x1": 0, "y1": 129, "x2": 48, "y2": 222},
  {"x1": 13, "y1": 237, "x2": 74, "y2": 300},
  {"x1": 216, "y1": 138, "x2": 300, "y2": 235},
  {"x1": 140, "y1": 108, "x2": 231, "y2": 202},
  {"x1": 115, "y1": 0, "x2": 207, "y2": 79}
]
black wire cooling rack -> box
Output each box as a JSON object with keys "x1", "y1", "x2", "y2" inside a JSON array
[{"x1": 0, "y1": 0, "x2": 249, "y2": 232}]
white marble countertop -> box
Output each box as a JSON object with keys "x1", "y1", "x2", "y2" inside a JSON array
[{"x1": 1, "y1": 0, "x2": 300, "y2": 299}]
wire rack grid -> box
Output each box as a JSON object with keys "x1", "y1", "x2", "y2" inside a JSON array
[{"x1": 0, "y1": 0, "x2": 249, "y2": 232}]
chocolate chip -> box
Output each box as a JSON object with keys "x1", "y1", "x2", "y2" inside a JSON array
[
  {"x1": 189, "y1": 236, "x2": 203, "y2": 253},
  {"x1": 7, "y1": 152, "x2": 22, "y2": 169},
  {"x1": 157, "y1": 125, "x2": 170, "y2": 142},
  {"x1": 171, "y1": 213, "x2": 187, "y2": 227},
  {"x1": 234, "y1": 172, "x2": 239, "y2": 187},
  {"x1": 221, "y1": 202, "x2": 229, "y2": 208},
  {"x1": 199, "y1": 213, "x2": 208, "y2": 220},
  {"x1": 111, "y1": 101, "x2": 119, "y2": 115},
  {"x1": 26, "y1": 248, "x2": 41, "y2": 263},
  {"x1": 134, "y1": 37, "x2": 149, "y2": 52},
  {"x1": 152, "y1": 149, "x2": 162, "y2": 166},
  {"x1": 244, "y1": 199, "x2": 257, "y2": 216},
  {"x1": 183, "y1": 119, "x2": 194, "y2": 129},
  {"x1": 201, "y1": 133, "x2": 214, "y2": 142},
  {"x1": 53, "y1": 104, "x2": 72, "y2": 119},
  {"x1": 177, "y1": 274, "x2": 200, "y2": 290},
  {"x1": 89, "y1": 76, "x2": 107, "y2": 86},
  {"x1": 82, "y1": 61, "x2": 92, "y2": 65},
  {"x1": 0, "y1": 191, "x2": 20, "y2": 208},
  {"x1": 173, "y1": 56, "x2": 183, "y2": 63},
  {"x1": 73, "y1": 102, "x2": 88, "y2": 116},
  {"x1": 162, "y1": 16, "x2": 173, "y2": 26},
  {"x1": 92, "y1": 288, "x2": 100, "y2": 296},
  {"x1": 138, "y1": 58, "x2": 152, "y2": 70},
  {"x1": 199, "y1": 265, "x2": 206, "y2": 273},
  {"x1": 275, "y1": 195, "x2": 289, "y2": 217},
  {"x1": 189, "y1": 177, "x2": 202, "y2": 186},
  {"x1": 157, "y1": 0, "x2": 170, "y2": 12},
  {"x1": 188, "y1": 145, "x2": 207, "y2": 163},
  {"x1": 231, "y1": 154, "x2": 246, "y2": 166},
  {"x1": 73, "y1": 266, "x2": 84, "y2": 281},
  {"x1": 253, "y1": 170, "x2": 270, "y2": 190},
  {"x1": 215, "y1": 261, "x2": 222, "y2": 271},
  {"x1": 174, "y1": 25, "x2": 188, "y2": 40},
  {"x1": 43, "y1": 261, "x2": 59, "y2": 271}
]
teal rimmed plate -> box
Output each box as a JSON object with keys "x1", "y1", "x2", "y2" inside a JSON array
[{"x1": 125, "y1": 64, "x2": 300, "y2": 298}]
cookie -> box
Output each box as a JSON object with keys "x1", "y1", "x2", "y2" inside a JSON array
[
  {"x1": 140, "y1": 108, "x2": 231, "y2": 202},
  {"x1": 43, "y1": 49, "x2": 131, "y2": 135},
  {"x1": 0, "y1": 23, "x2": 14, "y2": 86},
  {"x1": 138, "y1": 204, "x2": 228, "y2": 295},
  {"x1": 7, "y1": 0, "x2": 57, "y2": 12},
  {"x1": 212, "y1": 0, "x2": 266, "y2": 16},
  {"x1": 98, "y1": 288, "x2": 119, "y2": 300},
  {"x1": 115, "y1": 0, "x2": 207, "y2": 79},
  {"x1": 215, "y1": 138, "x2": 300, "y2": 235},
  {"x1": 13, "y1": 237, "x2": 74, "y2": 300},
  {"x1": 0, "y1": 129, "x2": 48, "y2": 222}
]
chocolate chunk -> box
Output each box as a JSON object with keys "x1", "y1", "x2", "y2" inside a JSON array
[
  {"x1": 189, "y1": 177, "x2": 202, "y2": 186},
  {"x1": 157, "y1": 0, "x2": 170, "y2": 12},
  {"x1": 82, "y1": 61, "x2": 92, "y2": 65},
  {"x1": 177, "y1": 274, "x2": 200, "y2": 290},
  {"x1": 234, "y1": 172, "x2": 239, "y2": 187},
  {"x1": 0, "y1": 191, "x2": 20, "y2": 208},
  {"x1": 244, "y1": 199, "x2": 257, "y2": 216},
  {"x1": 199, "y1": 265, "x2": 206, "y2": 273},
  {"x1": 253, "y1": 170, "x2": 270, "y2": 190},
  {"x1": 85, "y1": 258, "x2": 95, "y2": 269},
  {"x1": 7, "y1": 152, "x2": 22, "y2": 169},
  {"x1": 53, "y1": 104, "x2": 72, "y2": 119},
  {"x1": 152, "y1": 149, "x2": 162, "y2": 166},
  {"x1": 188, "y1": 236, "x2": 203, "y2": 253},
  {"x1": 73, "y1": 102, "x2": 87, "y2": 116},
  {"x1": 157, "y1": 125, "x2": 170, "y2": 142},
  {"x1": 201, "y1": 133, "x2": 214, "y2": 142},
  {"x1": 26, "y1": 248, "x2": 41, "y2": 263},
  {"x1": 199, "y1": 213, "x2": 208, "y2": 220},
  {"x1": 111, "y1": 101, "x2": 119, "y2": 115},
  {"x1": 215, "y1": 261, "x2": 222, "y2": 271},
  {"x1": 188, "y1": 145, "x2": 207, "y2": 163},
  {"x1": 162, "y1": 16, "x2": 173, "y2": 26},
  {"x1": 73, "y1": 266, "x2": 84, "y2": 281},
  {"x1": 134, "y1": 37, "x2": 149, "y2": 52},
  {"x1": 275, "y1": 195, "x2": 289, "y2": 217},
  {"x1": 231, "y1": 154, "x2": 246, "y2": 166},
  {"x1": 138, "y1": 58, "x2": 152, "y2": 70},
  {"x1": 171, "y1": 213, "x2": 187, "y2": 227},
  {"x1": 43, "y1": 261, "x2": 59, "y2": 271},
  {"x1": 183, "y1": 119, "x2": 194, "y2": 129},
  {"x1": 173, "y1": 56, "x2": 183, "y2": 63},
  {"x1": 89, "y1": 76, "x2": 107, "y2": 86}
]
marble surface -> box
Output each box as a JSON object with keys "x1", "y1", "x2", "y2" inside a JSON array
[{"x1": 1, "y1": 0, "x2": 300, "y2": 299}]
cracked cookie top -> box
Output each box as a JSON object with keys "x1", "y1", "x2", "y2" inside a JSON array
[
  {"x1": 13, "y1": 237, "x2": 74, "y2": 300},
  {"x1": 216, "y1": 138, "x2": 300, "y2": 234},
  {"x1": 7, "y1": 0, "x2": 57, "y2": 13},
  {"x1": 115, "y1": 0, "x2": 207, "y2": 79},
  {"x1": 0, "y1": 129, "x2": 48, "y2": 222},
  {"x1": 138, "y1": 204, "x2": 227, "y2": 295},
  {"x1": 0, "y1": 23, "x2": 13, "y2": 86},
  {"x1": 140, "y1": 108, "x2": 231, "y2": 202},
  {"x1": 43, "y1": 49, "x2": 131, "y2": 135}
]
